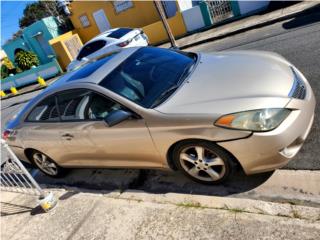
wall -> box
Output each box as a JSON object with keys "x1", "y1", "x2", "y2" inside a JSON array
[
  {"x1": 69, "y1": 0, "x2": 161, "y2": 43},
  {"x1": 42, "y1": 17, "x2": 63, "y2": 38},
  {"x1": 49, "y1": 31, "x2": 83, "y2": 70},
  {"x1": 142, "y1": 12, "x2": 187, "y2": 45},
  {"x1": 1, "y1": 60, "x2": 62, "y2": 91},
  {"x1": 238, "y1": 1, "x2": 270, "y2": 15},
  {"x1": 2, "y1": 38, "x2": 31, "y2": 64},
  {"x1": 22, "y1": 17, "x2": 58, "y2": 64},
  {"x1": 2, "y1": 17, "x2": 62, "y2": 66},
  {"x1": 181, "y1": 5, "x2": 205, "y2": 32}
]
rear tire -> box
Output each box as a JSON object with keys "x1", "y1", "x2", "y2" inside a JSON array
[
  {"x1": 29, "y1": 150, "x2": 68, "y2": 178},
  {"x1": 172, "y1": 140, "x2": 236, "y2": 184}
]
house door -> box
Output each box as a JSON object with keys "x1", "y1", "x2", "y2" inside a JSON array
[{"x1": 93, "y1": 9, "x2": 111, "y2": 33}]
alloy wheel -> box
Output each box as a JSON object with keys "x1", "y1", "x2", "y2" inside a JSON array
[
  {"x1": 33, "y1": 152, "x2": 58, "y2": 176},
  {"x1": 179, "y1": 146, "x2": 226, "y2": 182}
]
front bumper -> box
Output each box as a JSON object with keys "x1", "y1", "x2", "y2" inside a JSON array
[{"x1": 218, "y1": 91, "x2": 315, "y2": 175}]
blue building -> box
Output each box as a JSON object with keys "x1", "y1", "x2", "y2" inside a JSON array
[{"x1": 2, "y1": 16, "x2": 64, "y2": 65}]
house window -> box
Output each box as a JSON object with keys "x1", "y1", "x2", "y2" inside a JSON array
[
  {"x1": 113, "y1": 0, "x2": 133, "y2": 14},
  {"x1": 79, "y1": 14, "x2": 90, "y2": 28}
]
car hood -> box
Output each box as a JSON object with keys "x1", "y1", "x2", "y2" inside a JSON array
[{"x1": 156, "y1": 51, "x2": 294, "y2": 115}]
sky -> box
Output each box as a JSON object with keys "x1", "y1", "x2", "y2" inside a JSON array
[{"x1": 1, "y1": 0, "x2": 36, "y2": 46}]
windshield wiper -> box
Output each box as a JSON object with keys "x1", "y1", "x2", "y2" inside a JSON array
[
  {"x1": 151, "y1": 61, "x2": 196, "y2": 108},
  {"x1": 151, "y1": 84, "x2": 180, "y2": 108}
]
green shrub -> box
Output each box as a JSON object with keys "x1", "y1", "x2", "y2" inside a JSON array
[
  {"x1": 14, "y1": 50, "x2": 39, "y2": 71},
  {"x1": 2, "y1": 57, "x2": 14, "y2": 69},
  {"x1": 1, "y1": 64, "x2": 9, "y2": 80}
]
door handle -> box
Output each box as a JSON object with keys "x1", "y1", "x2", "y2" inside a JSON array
[{"x1": 61, "y1": 133, "x2": 74, "y2": 140}]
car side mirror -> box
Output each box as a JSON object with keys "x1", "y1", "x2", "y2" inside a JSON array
[{"x1": 104, "y1": 110, "x2": 132, "y2": 127}]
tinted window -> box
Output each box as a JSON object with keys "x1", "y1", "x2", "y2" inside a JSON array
[
  {"x1": 99, "y1": 47, "x2": 196, "y2": 108},
  {"x1": 57, "y1": 90, "x2": 122, "y2": 121},
  {"x1": 77, "y1": 40, "x2": 106, "y2": 60},
  {"x1": 107, "y1": 28, "x2": 132, "y2": 39},
  {"x1": 27, "y1": 96, "x2": 59, "y2": 122}
]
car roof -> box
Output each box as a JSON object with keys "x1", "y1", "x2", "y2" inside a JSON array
[{"x1": 46, "y1": 47, "x2": 141, "y2": 91}]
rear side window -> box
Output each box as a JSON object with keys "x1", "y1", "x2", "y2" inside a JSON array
[
  {"x1": 107, "y1": 28, "x2": 132, "y2": 39},
  {"x1": 27, "y1": 96, "x2": 59, "y2": 122},
  {"x1": 77, "y1": 40, "x2": 106, "y2": 60},
  {"x1": 57, "y1": 89, "x2": 122, "y2": 121}
]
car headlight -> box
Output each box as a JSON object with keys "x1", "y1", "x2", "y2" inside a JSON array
[{"x1": 215, "y1": 108, "x2": 291, "y2": 132}]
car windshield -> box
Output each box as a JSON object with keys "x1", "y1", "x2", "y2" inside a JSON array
[{"x1": 99, "y1": 47, "x2": 197, "y2": 108}]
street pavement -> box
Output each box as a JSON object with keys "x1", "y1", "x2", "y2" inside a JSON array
[{"x1": 2, "y1": 189, "x2": 320, "y2": 240}]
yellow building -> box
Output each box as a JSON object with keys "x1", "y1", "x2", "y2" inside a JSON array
[
  {"x1": 68, "y1": 1, "x2": 161, "y2": 43},
  {"x1": 68, "y1": 0, "x2": 187, "y2": 44},
  {"x1": 49, "y1": 1, "x2": 187, "y2": 71}
]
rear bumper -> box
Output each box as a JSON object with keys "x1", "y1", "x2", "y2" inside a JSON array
[
  {"x1": 7, "y1": 145, "x2": 30, "y2": 164},
  {"x1": 218, "y1": 90, "x2": 315, "y2": 175}
]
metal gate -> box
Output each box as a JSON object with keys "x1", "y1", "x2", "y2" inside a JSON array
[
  {"x1": 1, "y1": 139, "x2": 57, "y2": 211},
  {"x1": 206, "y1": 0, "x2": 234, "y2": 23},
  {"x1": 64, "y1": 35, "x2": 82, "y2": 60}
]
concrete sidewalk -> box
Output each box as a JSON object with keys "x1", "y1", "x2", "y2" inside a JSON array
[
  {"x1": 1, "y1": 188, "x2": 320, "y2": 240},
  {"x1": 161, "y1": 1, "x2": 320, "y2": 49},
  {"x1": 2, "y1": 169, "x2": 320, "y2": 239}
]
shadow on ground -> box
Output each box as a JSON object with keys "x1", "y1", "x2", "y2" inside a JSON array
[
  {"x1": 34, "y1": 168, "x2": 274, "y2": 197},
  {"x1": 282, "y1": 5, "x2": 320, "y2": 29}
]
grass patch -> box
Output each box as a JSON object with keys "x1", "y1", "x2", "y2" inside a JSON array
[{"x1": 176, "y1": 202, "x2": 204, "y2": 208}]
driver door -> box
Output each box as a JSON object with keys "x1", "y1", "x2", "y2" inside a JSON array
[{"x1": 57, "y1": 89, "x2": 159, "y2": 168}]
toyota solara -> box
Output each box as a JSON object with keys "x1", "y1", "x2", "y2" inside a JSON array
[{"x1": 3, "y1": 47, "x2": 315, "y2": 184}]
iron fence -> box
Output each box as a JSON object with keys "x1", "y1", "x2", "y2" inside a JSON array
[
  {"x1": 206, "y1": 0, "x2": 234, "y2": 23},
  {"x1": 1, "y1": 140, "x2": 45, "y2": 197},
  {"x1": 1, "y1": 139, "x2": 57, "y2": 211}
]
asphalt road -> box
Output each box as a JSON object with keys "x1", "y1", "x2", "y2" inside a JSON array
[{"x1": 1, "y1": 9, "x2": 319, "y2": 174}]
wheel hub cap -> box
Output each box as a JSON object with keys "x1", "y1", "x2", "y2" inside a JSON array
[{"x1": 179, "y1": 146, "x2": 226, "y2": 182}]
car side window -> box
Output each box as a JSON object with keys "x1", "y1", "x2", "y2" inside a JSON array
[
  {"x1": 57, "y1": 89, "x2": 122, "y2": 121},
  {"x1": 27, "y1": 96, "x2": 59, "y2": 122},
  {"x1": 77, "y1": 40, "x2": 107, "y2": 60}
]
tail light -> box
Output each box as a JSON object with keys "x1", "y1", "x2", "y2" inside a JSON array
[
  {"x1": 117, "y1": 39, "x2": 132, "y2": 47},
  {"x1": 2, "y1": 129, "x2": 14, "y2": 140}
]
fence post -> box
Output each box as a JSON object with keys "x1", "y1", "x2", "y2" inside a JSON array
[
  {"x1": 199, "y1": 1, "x2": 213, "y2": 26},
  {"x1": 230, "y1": 0, "x2": 241, "y2": 17}
]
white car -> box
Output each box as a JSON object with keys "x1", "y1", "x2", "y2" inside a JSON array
[{"x1": 67, "y1": 28, "x2": 149, "y2": 72}]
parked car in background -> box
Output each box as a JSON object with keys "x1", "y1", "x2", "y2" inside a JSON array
[
  {"x1": 67, "y1": 28, "x2": 149, "y2": 72},
  {"x1": 4, "y1": 47, "x2": 315, "y2": 184}
]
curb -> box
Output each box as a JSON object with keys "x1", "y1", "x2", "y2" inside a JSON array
[
  {"x1": 47, "y1": 187, "x2": 320, "y2": 222},
  {"x1": 162, "y1": 2, "x2": 320, "y2": 50},
  {"x1": 1, "y1": 86, "x2": 46, "y2": 101},
  {"x1": 1, "y1": 77, "x2": 59, "y2": 101}
]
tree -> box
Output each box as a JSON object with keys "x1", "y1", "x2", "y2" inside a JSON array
[{"x1": 19, "y1": 1, "x2": 65, "y2": 28}]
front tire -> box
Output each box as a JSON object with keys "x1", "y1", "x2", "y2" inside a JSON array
[
  {"x1": 30, "y1": 150, "x2": 67, "y2": 178},
  {"x1": 172, "y1": 141, "x2": 236, "y2": 184}
]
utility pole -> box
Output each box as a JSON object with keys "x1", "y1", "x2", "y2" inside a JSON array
[{"x1": 154, "y1": 0, "x2": 178, "y2": 49}]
